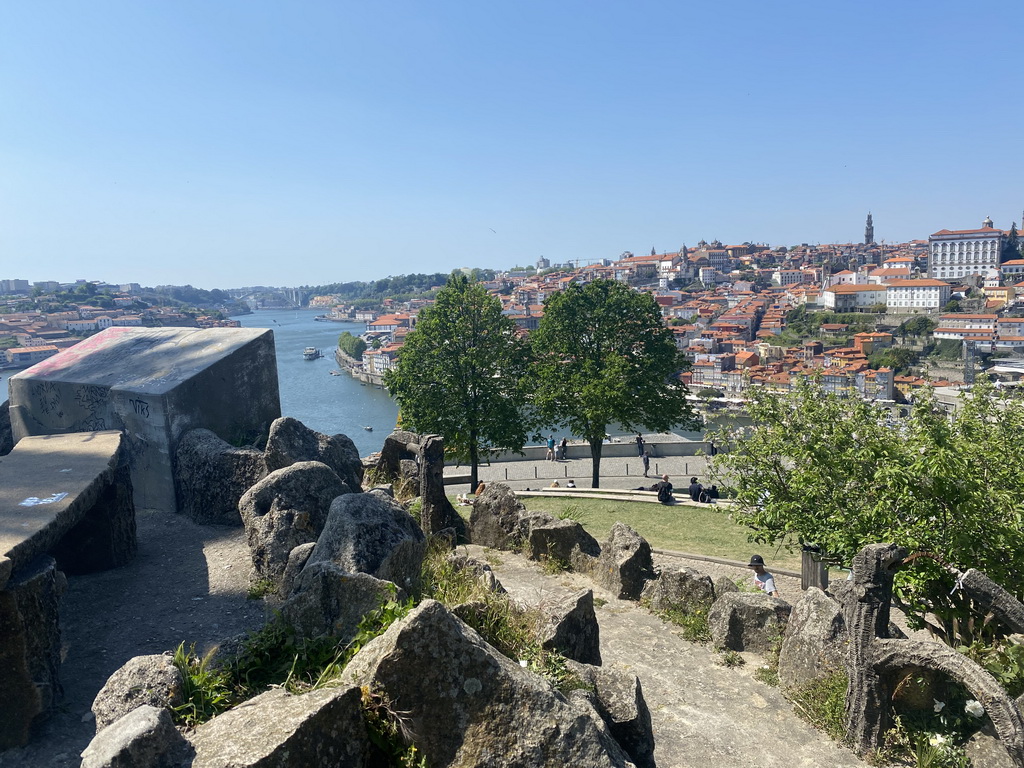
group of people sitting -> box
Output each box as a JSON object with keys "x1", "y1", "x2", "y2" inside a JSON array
[
  {"x1": 456, "y1": 482, "x2": 487, "y2": 506},
  {"x1": 687, "y1": 477, "x2": 719, "y2": 504}
]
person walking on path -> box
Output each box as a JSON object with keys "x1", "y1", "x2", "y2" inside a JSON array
[
  {"x1": 748, "y1": 554, "x2": 779, "y2": 597},
  {"x1": 546, "y1": 435, "x2": 555, "y2": 461},
  {"x1": 641, "y1": 451, "x2": 650, "y2": 477},
  {"x1": 635, "y1": 432, "x2": 645, "y2": 457}
]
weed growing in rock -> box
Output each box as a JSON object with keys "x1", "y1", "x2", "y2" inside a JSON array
[
  {"x1": 361, "y1": 686, "x2": 428, "y2": 767},
  {"x1": 752, "y1": 627, "x2": 784, "y2": 686},
  {"x1": 717, "y1": 650, "x2": 745, "y2": 668},
  {"x1": 538, "y1": 554, "x2": 570, "y2": 575},
  {"x1": 652, "y1": 605, "x2": 712, "y2": 644},
  {"x1": 172, "y1": 643, "x2": 233, "y2": 727},
  {"x1": 246, "y1": 578, "x2": 276, "y2": 600},
  {"x1": 171, "y1": 589, "x2": 413, "y2": 727},
  {"x1": 405, "y1": 497, "x2": 423, "y2": 525},
  {"x1": 788, "y1": 672, "x2": 848, "y2": 742}
]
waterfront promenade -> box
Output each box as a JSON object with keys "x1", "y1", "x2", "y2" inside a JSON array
[{"x1": 443, "y1": 433, "x2": 714, "y2": 494}]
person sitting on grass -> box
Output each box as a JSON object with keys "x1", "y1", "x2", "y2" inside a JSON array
[{"x1": 688, "y1": 476, "x2": 704, "y2": 502}]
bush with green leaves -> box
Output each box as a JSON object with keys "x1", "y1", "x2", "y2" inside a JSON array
[{"x1": 710, "y1": 378, "x2": 1024, "y2": 646}]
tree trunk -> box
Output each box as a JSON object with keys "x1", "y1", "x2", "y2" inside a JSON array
[
  {"x1": 589, "y1": 438, "x2": 602, "y2": 488},
  {"x1": 468, "y1": 432, "x2": 479, "y2": 493}
]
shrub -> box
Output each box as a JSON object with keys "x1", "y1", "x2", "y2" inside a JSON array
[{"x1": 788, "y1": 672, "x2": 848, "y2": 742}]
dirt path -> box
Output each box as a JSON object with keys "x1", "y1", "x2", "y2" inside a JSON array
[
  {"x1": 0, "y1": 509, "x2": 267, "y2": 768},
  {"x1": 465, "y1": 545, "x2": 870, "y2": 768}
]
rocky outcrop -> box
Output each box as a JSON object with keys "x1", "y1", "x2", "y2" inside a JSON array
[
  {"x1": 92, "y1": 654, "x2": 184, "y2": 732},
  {"x1": 277, "y1": 542, "x2": 316, "y2": 599},
  {"x1": 306, "y1": 490, "x2": 426, "y2": 595},
  {"x1": 469, "y1": 483, "x2": 553, "y2": 549},
  {"x1": 0, "y1": 555, "x2": 65, "y2": 749},
  {"x1": 263, "y1": 416, "x2": 363, "y2": 492},
  {"x1": 174, "y1": 428, "x2": 266, "y2": 526},
  {"x1": 641, "y1": 566, "x2": 716, "y2": 614},
  {"x1": 188, "y1": 686, "x2": 370, "y2": 768},
  {"x1": 708, "y1": 592, "x2": 792, "y2": 653},
  {"x1": 340, "y1": 599, "x2": 634, "y2": 767},
  {"x1": 238, "y1": 461, "x2": 351, "y2": 585},
  {"x1": 81, "y1": 705, "x2": 192, "y2": 768},
  {"x1": 279, "y1": 563, "x2": 401, "y2": 642},
  {"x1": 528, "y1": 519, "x2": 601, "y2": 565},
  {"x1": 778, "y1": 587, "x2": 847, "y2": 692},
  {"x1": 567, "y1": 661, "x2": 655, "y2": 768},
  {"x1": 593, "y1": 523, "x2": 655, "y2": 601},
  {"x1": 447, "y1": 552, "x2": 505, "y2": 594},
  {"x1": 538, "y1": 589, "x2": 602, "y2": 666}
]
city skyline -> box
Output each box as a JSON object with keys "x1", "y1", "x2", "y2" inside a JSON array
[{"x1": 3, "y1": 1, "x2": 1022, "y2": 290}]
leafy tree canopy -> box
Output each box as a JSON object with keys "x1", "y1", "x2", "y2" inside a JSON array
[
  {"x1": 530, "y1": 279, "x2": 693, "y2": 487},
  {"x1": 710, "y1": 378, "x2": 1024, "y2": 645},
  {"x1": 867, "y1": 346, "x2": 918, "y2": 374},
  {"x1": 384, "y1": 273, "x2": 531, "y2": 489},
  {"x1": 337, "y1": 331, "x2": 367, "y2": 359}
]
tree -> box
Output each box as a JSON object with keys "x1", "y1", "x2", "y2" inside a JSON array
[
  {"x1": 530, "y1": 279, "x2": 693, "y2": 488},
  {"x1": 384, "y1": 273, "x2": 531, "y2": 490},
  {"x1": 337, "y1": 331, "x2": 366, "y2": 359},
  {"x1": 1002, "y1": 224, "x2": 1021, "y2": 264},
  {"x1": 709, "y1": 378, "x2": 1024, "y2": 646}
]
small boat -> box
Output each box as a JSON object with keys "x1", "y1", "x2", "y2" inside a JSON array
[
  {"x1": 303, "y1": 347, "x2": 323, "y2": 360},
  {"x1": 363, "y1": 425, "x2": 373, "y2": 431}
]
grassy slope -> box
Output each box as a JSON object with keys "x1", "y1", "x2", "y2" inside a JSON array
[{"x1": 516, "y1": 497, "x2": 802, "y2": 571}]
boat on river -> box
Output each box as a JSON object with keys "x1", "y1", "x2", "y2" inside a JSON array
[{"x1": 303, "y1": 347, "x2": 323, "y2": 360}]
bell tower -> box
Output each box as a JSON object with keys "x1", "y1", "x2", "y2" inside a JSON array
[{"x1": 864, "y1": 212, "x2": 874, "y2": 245}]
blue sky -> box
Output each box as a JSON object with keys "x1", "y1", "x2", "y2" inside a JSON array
[{"x1": 2, "y1": 1, "x2": 1021, "y2": 290}]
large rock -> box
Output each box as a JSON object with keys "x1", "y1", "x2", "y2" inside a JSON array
[
  {"x1": 92, "y1": 654, "x2": 185, "y2": 732},
  {"x1": 566, "y1": 660, "x2": 655, "y2": 768},
  {"x1": 0, "y1": 555, "x2": 65, "y2": 749},
  {"x1": 188, "y1": 686, "x2": 369, "y2": 768},
  {"x1": 174, "y1": 428, "x2": 266, "y2": 526},
  {"x1": 263, "y1": 416, "x2": 363, "y2": 491},
  {"x1": 528, "y1": 518, "x2": 601, "y2": 565},
  {"x1": 279, "y1": 562, "x2": 401, "y2": 642},
  {"x1": 593, "y1": 523, "x2": 656, "y2": 601},
  {"x1": 306, "y1": 489, "x2": 426, "y2": 594},
  {"x1": 238, "y1": 461, "x2": 351, "y2": 585},
  {"x1": 340, "y1": 600, "x2": 633, "y2": 767},
  {"x1": 539, "y1": 589, "x2": 602, "y2": 666},
  {"x1": 81, "y1": 705, "x2": 193, "y2": 768},
  {"x1": 469, "y1": 483, "x2": 553, "y2": 550},
  {"x1": 709, "y1": 592, "x2": 792, "y2": 653},
  {"x1": 641, "y1": 566, "x2": 716, "y2": 614},
  {"x1": 778, "y1": 587, "x2": 848, "y2": 692},
  {"x1": 277, "y1": 542, "x2": 316, "y2": 599},
  {"x1": 447, "y1": 552, "x2": 505, "y2": 594}
]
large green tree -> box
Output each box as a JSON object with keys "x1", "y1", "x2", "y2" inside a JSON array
[
  {"x1": 385, "y1": 273, "x2": 531, "y2": 489},
  {"x1": 710, "y1": 378, "x2": 1024, "y2": 645},
  {"x1": 530, "y1": 279, "x2": 692, "y2": 488}
]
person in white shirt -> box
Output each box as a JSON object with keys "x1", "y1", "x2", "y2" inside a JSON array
[{"x1": 748, "y1": 554, "x2": 778, "y2": 597}]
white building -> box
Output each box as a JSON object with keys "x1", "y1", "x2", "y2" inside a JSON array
[
  {"x1": 821, "y1": 284, "x2": 887, "y2": 311},
  {"x1": 884, "y1": 279, "x2": 951, "y2": 313},
  {"x1": 928, "y1": 218, "x2": 1004, "y2": 281}
]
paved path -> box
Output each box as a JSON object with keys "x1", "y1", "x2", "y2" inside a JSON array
[{"x1": 465, "y1": 544, "x2": 869, "y2": 768}]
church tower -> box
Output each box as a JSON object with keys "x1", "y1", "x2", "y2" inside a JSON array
[{"x1": 864, "y1": 212, "x2": 874, "y2": 245}]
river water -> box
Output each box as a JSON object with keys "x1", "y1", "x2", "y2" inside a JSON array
[
  {"x1": 235, "y1": 308, "x2": 744, "y2": 456},
  {"x1": 235, "y1": 309, "x2": 399, "y2": 456}
]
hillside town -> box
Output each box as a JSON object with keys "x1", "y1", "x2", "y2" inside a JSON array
[
  {"x1": 315, "y1": 214, "x2": 1024, "y2": 406},
  {"x1": 5, "y1": 214, "x2": 1024, "y2": 409}
]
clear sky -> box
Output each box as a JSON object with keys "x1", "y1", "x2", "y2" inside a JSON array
[{"x1": 2, "y1": 1, "x2": 1021, "y2": 290}]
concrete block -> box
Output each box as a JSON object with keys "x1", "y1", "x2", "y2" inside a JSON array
[{"x1": 8, "y1": 327, "x2": 280, "y2": 512}]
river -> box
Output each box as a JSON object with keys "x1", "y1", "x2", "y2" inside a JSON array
[
  {"x1": 235, "y1": 309, "x2": 744, "y2": 455},
  {"x1": 235, "y1": 309, "x2": 399, "y2": 456}
]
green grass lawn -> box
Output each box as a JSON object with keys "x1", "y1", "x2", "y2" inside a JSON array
[{"x1": 514, "y1": 497, "x2": 801, "y2": 571}]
